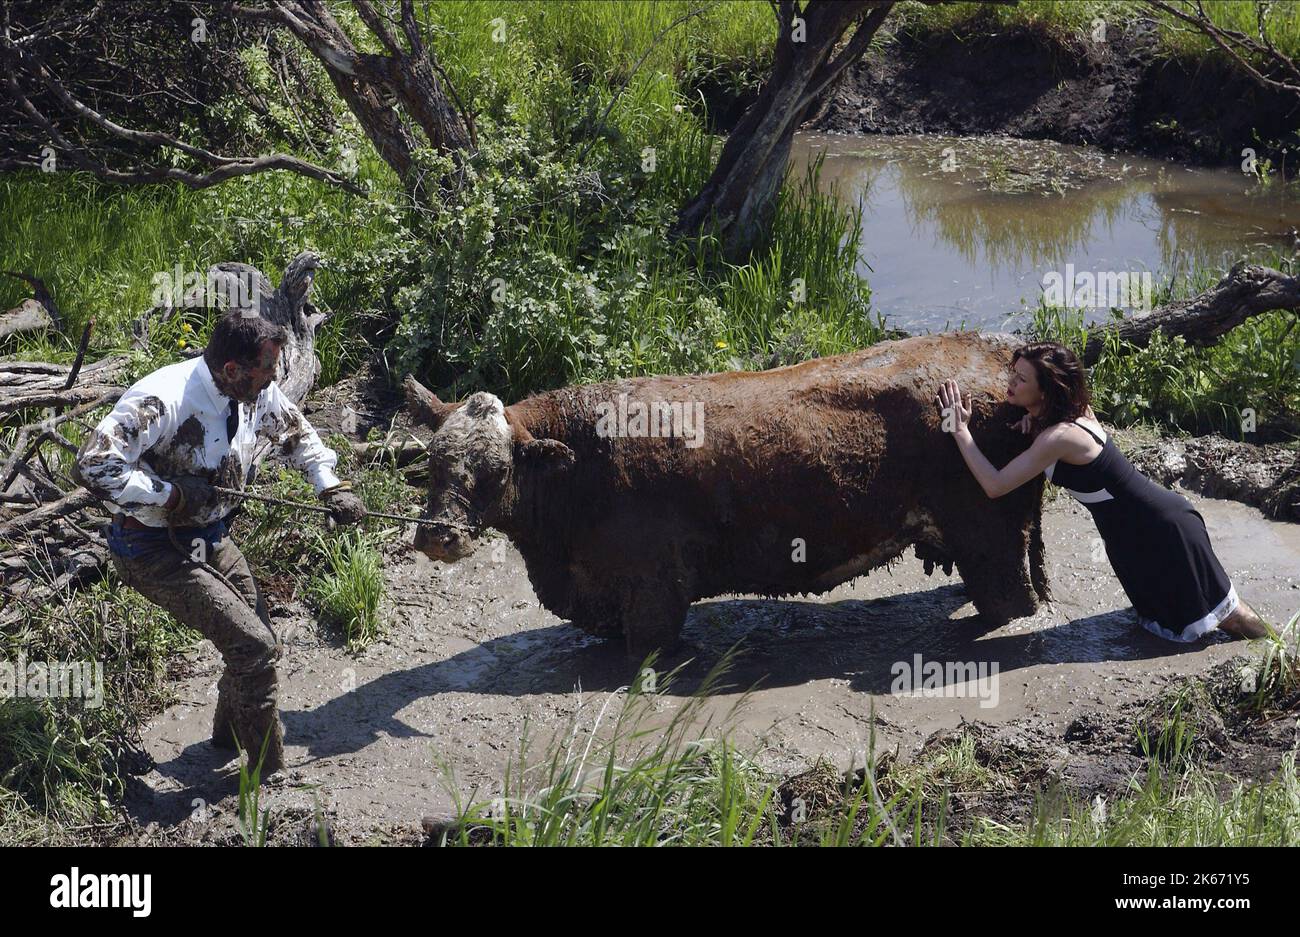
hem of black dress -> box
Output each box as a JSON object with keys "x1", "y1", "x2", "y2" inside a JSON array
[{"x1": 1137, "y1": 584, "x2": 1239, "y2": 643}]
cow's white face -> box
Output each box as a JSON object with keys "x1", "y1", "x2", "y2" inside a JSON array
[
  {"x1": 414, "y1": 392, "x2": 513, "y2": 561},
  {"x1": 406, "y1": 377, "x2": 576, "y2": 563}
]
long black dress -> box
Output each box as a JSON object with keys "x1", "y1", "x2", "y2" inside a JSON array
[{"x1": 1045, "y1": 419, "x2": 1238, "y2": 642}]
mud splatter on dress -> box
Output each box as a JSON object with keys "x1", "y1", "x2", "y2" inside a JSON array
[{"x1": 1045, "y1": 419, "x2": 1238, "y2": 642}]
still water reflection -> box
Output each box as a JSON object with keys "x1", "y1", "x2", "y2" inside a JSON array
[{"x1": 791, "y1": 133, "x2": 1300, "y2": 333}]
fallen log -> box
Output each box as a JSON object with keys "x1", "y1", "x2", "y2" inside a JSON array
[
  {"x1": 0, "y1": 355, "x2": 130, "y2": 415},
  {"x1": 0, "y1": 271, "x2": 63, "y2": 332},
  {"x1": 0, "y1": 299, "x2": 53, "y2": 342},
  {"x1": 349, "y1": 438, "x2": 428, "y2": 468},
  {"x1": 0, "y1": 390, "x2": 121, "y2": 492},
  {"x1": 0, "y1": 488, "x2": 98, "y2": 541},
  {"x1": 1082, "y1": 263, "x2": 1300, "y2": 365}
]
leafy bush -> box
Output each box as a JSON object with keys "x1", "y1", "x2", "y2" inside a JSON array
[
  {"x1": 390, "y1": 68, "x2": 881, "y2": 400},
  {"x1": 1029, "y1": 259, "x2": 1300, "y2": 439}
]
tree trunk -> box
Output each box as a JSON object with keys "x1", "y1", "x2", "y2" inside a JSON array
[
  {"x1": 671, "y1": 1, "x2": 892, "y2": 260},
  {"x1": 235, "y1": 0, "x2": 475, "y2": 202}
]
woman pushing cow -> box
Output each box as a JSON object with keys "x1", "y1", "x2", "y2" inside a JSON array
[{"x1": 937, "y1": 341, "x2": 1270, "y2": 643}]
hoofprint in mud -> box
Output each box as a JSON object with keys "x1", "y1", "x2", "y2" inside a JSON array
[{"x1": 406, "y1": 332, "x2": 1049, "y2": 657}]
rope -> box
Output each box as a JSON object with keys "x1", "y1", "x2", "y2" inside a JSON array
[{"x1": 212, "y1": 485, "x2": 446, "y2": 527}]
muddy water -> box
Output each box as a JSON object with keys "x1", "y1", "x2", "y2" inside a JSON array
[
  {"x1": 790, "y1": 133, "x2": 1300, "y2": 333},
  {"x1": 126, "y1": 487, "x2": 1300, "y2": 838}
]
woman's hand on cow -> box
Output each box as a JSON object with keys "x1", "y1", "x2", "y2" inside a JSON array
[
  {"x1": 1007, "y1": 414, "x2": 1034, "y2": 434},
  {"x1": 936, "y1": 379, "x2": 972, "y2": 434}
]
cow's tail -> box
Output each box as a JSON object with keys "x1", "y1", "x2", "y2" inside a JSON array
[{"x1": 1029, "y1": 500, "x2": 1050, "y2": 603}]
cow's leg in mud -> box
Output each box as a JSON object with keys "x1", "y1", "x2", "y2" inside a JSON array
[
  {"x1": 930, "y1": 481, "x2": 1045, "y2": 626},
  {"x1": 565, "y1": 505, "x2": 697, "y2": 659},
  {"x1": 620, "y1": 578, "x2": 691, "y2": 662}
]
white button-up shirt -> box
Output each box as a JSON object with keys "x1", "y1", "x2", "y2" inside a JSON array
[{"x1": 76, "y1": 355, "x2": 341, "y2": 527}]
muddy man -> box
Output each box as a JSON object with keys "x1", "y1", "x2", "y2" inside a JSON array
[{"x1": 73, "y1": 310, "x2": 367, "y2": 777}]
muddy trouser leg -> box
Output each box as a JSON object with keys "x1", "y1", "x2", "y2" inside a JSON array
[
  {"x1": 111, "y1": 537, "x2": 284, "y2": 774},
  {"x1": 210, "y1": 542, "x2": 277, "y2": 749}
]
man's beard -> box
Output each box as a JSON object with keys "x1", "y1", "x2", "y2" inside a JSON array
[{"x1": 212, "y1": 369, "x2": 258, "y2": 403}]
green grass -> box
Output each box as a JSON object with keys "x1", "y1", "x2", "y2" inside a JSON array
[
  {"x1": 971, "y1": 754, "x2": 1300, "y2": 846},
  {"x1": 237, "y1": 734, "x2": 276, "y2": 847},
  {"x1": 241, "y1": 449, "x2": 394, "y2": 652},
  {"x1": 1153, "y1": 0, "x2": 1300, "y2": 63},
  {"x1": 0, "y1": 156, "x2": 407, "y2": 384},
  {"x1": 1028, "y1": 253, "x2": 1300, "y2": 440},
  {"x1": 232, "y1": 466, "x2": 322, "y2": 580},
  {"x1": 891, "y1": 0, "x2": 1300, "y2": 64},
  {"x1": 436, "y1": 654, "x2": 788, "y2": 846},
  {"x1": 1241, "y1": 608, "x2": 1300, "y2": 714},
  {"x1": 434, "y1": 661, "x2": 1300, "y2": 847},
  {"x1": 306, "y1": 529, "x2": 386, "y2": 651},
  {"x1": 418, "y1": 1, "x2": 774, "y2": 98},
  {"x1": 0, "y1": 571, "x2": 198, "y2": 840},
  {"x1": 891, "y1": 0, "x2": 1140, "y2": 40}
]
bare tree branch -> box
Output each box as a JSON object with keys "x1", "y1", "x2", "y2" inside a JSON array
[
  {"x1": 1147, "y1": 0, "x2": 1300, "y2": 96},
  {"x1": 0, "y1": 3, "x2": 366, "y2": 194}
]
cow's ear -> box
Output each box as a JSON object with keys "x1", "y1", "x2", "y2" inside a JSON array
[
  {"x1": 518, "y1": 437, "x2": 576, "y2": 474},
  {"x1": 506, "y1": 407, "x2": 575, "y2": 473},
  {"x1": 404, "y1": 376, "x2": 456, "y2": 431}
]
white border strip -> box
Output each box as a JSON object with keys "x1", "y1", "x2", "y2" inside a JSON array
[
  {"x1": 1045, "y1": 463, "x2": 1115, "y2": 503},
  {"x1": 1064, "y1": 486, "x2": 1114, "y2": 504},
  {"x1": 1139, "y1": 584, "x2": 1239, "y2": 643}
]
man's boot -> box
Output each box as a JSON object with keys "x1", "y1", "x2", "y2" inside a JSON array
[
  {"x1": 236, "y1": 704, "x2": 285, "y2": 779},
  {"x1": 212, "y1": 671, "x2": 237, "y2": 750}
]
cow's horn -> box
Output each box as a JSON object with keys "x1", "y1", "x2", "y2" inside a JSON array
[{"x1": 403, "y1": 375, "x2": 456, "y2": 431}]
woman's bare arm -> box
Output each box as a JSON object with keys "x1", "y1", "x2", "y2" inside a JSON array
[
  {"x1": 937, "y1": 378, "x2": 1072, "y2": 499},
  {"x1": 951, "y1": 428, "x2": 1067, "y2": 499}
]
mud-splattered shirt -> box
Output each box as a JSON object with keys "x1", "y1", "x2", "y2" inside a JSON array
[{"x1": 76, "y1": 356, "x2": 341, "y2": 527}]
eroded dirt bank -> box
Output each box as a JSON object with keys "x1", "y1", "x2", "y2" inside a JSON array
[
  {"x1": 1115, "y1": 427, "x2": 1300, "y2": 523},
  {"x1": 792, "y1": 16, "x2": 1300, "y2": 167},
  {"x1": 121, "y1": 480, "x2": 1300, "y2": 845}
]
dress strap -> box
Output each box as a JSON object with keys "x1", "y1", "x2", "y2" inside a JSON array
[{"x1": 1071, "y1": 420, "x2": 1106, "y2": 445}]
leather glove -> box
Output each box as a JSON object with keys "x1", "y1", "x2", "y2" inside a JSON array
[
  {"x1": 168, "y1": 475, "x2": 215, "y2": 517},
  {"x1": 320, "y1": 480, "x2": 367, "y2": 526}
]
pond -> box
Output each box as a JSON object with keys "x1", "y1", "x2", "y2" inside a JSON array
[{"x1": 790, "y1": 132, "x2": 1300, "y2": 334}]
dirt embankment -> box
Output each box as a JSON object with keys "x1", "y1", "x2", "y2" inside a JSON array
[
  {"x1": 775, "y1": 659, "x2": 1300, "y2": 845},
  {"x1": 695, "y1": 15, "x2": 1300, "y2": 168},
  {"x1": 1115, "y1": 427, "x2": 1300, "y2": 524}
]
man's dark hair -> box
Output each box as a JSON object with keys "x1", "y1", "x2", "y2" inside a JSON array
[{"x1": 204, "y1": 311, "x2": 288, "y2": 370}]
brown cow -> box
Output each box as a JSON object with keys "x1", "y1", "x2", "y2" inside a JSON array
[{"x1": 406, "y1": 332, "x2": 1049, "y2": 659}]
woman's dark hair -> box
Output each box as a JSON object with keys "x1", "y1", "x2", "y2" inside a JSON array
[
  {"x1": 1012, "y1": 341, "x2": 1091, "y2": 428},
  {"x1": 204, "y1": 310, "x2": 288, "y2": 370}
]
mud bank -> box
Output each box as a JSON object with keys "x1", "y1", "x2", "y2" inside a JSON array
[
  {"x1": 776, "y1": 659, "x2": 1300, "y2": 844},
  {"x1": 784, "y1": 16, "x2": 1300, "y2": 167},
  {"x1": 1115, "y1": 427, "x2": 1300, "y2": 523}
]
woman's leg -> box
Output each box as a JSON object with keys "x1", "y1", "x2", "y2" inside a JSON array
[{"x1": 1219, "y1": 599, "x2": 1269, "y2": 639}]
